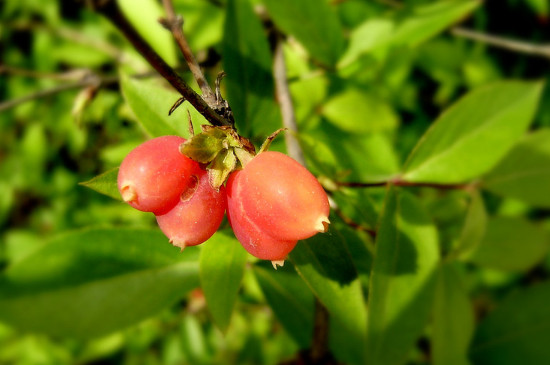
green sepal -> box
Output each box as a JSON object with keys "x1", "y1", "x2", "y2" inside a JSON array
[
  {"x1": 259, "y1": 128, "x2": 287, "y2": 153},
  {"x1": 179, "y1": 127, "x2": 227, "y2": 164},
  {"x1": 208, "y1": 149, "x2": 237, "y2": 191}
]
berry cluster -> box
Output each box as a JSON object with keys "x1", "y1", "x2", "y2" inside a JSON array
[{"x1": 118, "y1": 135, "x2": 330, "y2": 261}]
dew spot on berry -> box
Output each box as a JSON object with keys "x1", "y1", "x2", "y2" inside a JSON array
[{"x1": 180, "y1": 175, "x2": 199, "y2": 202}]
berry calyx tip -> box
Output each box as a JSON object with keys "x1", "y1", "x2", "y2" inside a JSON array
[
  {"x1": 169, "y1": 239, "x2": 187, "y2": 251},
  {"x1": 316, "y1": 216, "x2": 331, "y2": 233},
  {"x1": 120, "y1": 184, "x2": 137, "y2": 203},
  {"x1": 271, "y1": 260, "x2": 285, "y2": 269}
]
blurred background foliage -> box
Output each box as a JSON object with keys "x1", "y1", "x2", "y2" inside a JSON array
[{"x1": 1, "y1": 0, "x2": 550, "y2": 364}]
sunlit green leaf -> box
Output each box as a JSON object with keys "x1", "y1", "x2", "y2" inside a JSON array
[
  {"x1": 120, "y1": 74, "x2": 206, "y2": 138},
  {"x1": 432, "y1": 263, "x2": 474, "y2": 365},
  {"x1": 222, "y1": 0, "x2": 280, "y2": 137},
  {"x1": 463, "y1": 216, "x2": 549, "y2": 272},
  {"x1": 339, "y1": 18, "x2": 394, "y2": 68},
  {"x1": 403, "y1": 81, "x2": 544, "y2": 183},
  {"x1": 302, "y1": 126, "x2": 400, "y2": 182},
  {"x1": 366, "y1": 187, "x2": 439, "y2": 365},
  {"x1": 471, "y1": 280, "x2": 550, "y2": 365},
  {"x1": 391, "y1": 0, "x2": 480, "y2": 48},
  {"x1": 290, "y1": 229, "x2": 367, "y2": 364},
  {"x1": 79, "y1": 167, "x2": 121, "y2": 201},
  {"x1": 118, "y1": 0, "x2": 177, "y2": 66},
  {"x1": 321, "y1": 88, "x2": 399, "y2": 134},
  {"x1": 199, "y1": 232, "x2": 246, "y2": 333},
  {"x1": 0, "y1": 228, "x2": 199, "y2": 338},
  {"x1": 263, "y1": 0, "x2": 345, "y2": 67},
  {"x1": 253, "y1": 261, "x2": 314, "y2": 348},
  {"x1": 483, "y1": 128, "x2": 550, "y2": 207},
  {"x1": 452, "y1": 191, "x2": 487, "y2": 258}
]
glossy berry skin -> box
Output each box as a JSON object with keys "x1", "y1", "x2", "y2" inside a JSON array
[
  {"x1": 156, "y1": 169, "x2": 227, "y2": 249},
  {"x1": 226, "y1": 151, "x2": 330, "y2": 260},
  {"x1": 117, "y1": 136, "x2": 201, "y2": 215},
  {"x1": 226, "y1": 173, "x2": 297, "y2": 260}
]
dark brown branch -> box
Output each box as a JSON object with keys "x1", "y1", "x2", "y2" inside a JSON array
[
  {"x1": 88, "y1": 0, "x2": 231, "y2": 127},
  {"x1": 159, "y1": 0, "x2": 235, "y2": 126}
]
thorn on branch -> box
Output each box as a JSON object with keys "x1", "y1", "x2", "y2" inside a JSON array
[{"x1": 169, "y1": 97, "x2": 186, "y2": 116}]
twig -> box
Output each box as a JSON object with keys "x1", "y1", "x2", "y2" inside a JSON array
[
  {"x1": 337, "y1": 179, "x2": 474, "y2": 191},
  {"x1": 273, "y1": 35, "x2": 334, "y2": 364},
  {"x1": 333, "y1": 208, "x2": 377, "y2": 239},
  {"x1": 0, "y1": 69, "x2": 168, "y2": 113},
  {"x1": 273, "y1": 36, "x2": 306, "y2": 165},
  {"x1": 5, "y1": 21, "x2": 125, "y2": 62},
  {"x1": 0, "y1": 73, "x2": 114, "y2": 113},
  {"x1": 159, "y1": 0, "x2": 213, "y2": 99},
  {"x1": 159, "y1": 0, "x2": 234, "y2": 125},
  {"x1": 452, "y1": 27, "x2": 550, "y2": 59},
  {"x1": 86, "y1": 0, "x2": 231, "y2": 127}
]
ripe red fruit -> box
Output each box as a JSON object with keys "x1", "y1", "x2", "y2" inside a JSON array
[
  {"x1": 226, "y1": 151, "x2": 330, "y2": 260},
  {"x1": 117, "y1": 136, "x2": 201, "y2": 215},
  {"x1": 156, "y1": 169, "x2": 227, "y2": 249}
]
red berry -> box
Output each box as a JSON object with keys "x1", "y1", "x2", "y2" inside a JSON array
[
  {"x1": 227, "y1": 169, "x2": 297, "y2": 260},
  {"x1": 226, "y1": 151, "x2": 330, "y2": 260},
  {"x1": 156, "y1": 169, "x2": 227, "y2": 249},
  {"x1": 117, "y1": 136, "x2": 201, "y2": 215}
]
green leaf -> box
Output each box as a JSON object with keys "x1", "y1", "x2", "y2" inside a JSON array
[
  {"x1": 253, "y1": 261, "x2": 314, "y2": 349},
  {"x1": 463, "y1": 216, "x2": 549, "y2": 272},
  {"x1": 330, "y1": 188, "x2": 379, "y2": 230},
  {"x1": 289, "y1": 229, "x2": 367, "y2": 364},
  {"x1": 366, "y1": 187, "x2": 439, "y2": 365},
  {"x1": 79, "y1": 167, "x2": 121, "y2": 201},
  {"x1": 118, "y1": 0, "x2": 177, "y2": 66},
  {"x1": 483, "y1": 128, "x2": 550, "y2": 207},
  {"x1": 471, "y1": 280, "x2": 550, "y2": 365},
  {"x1": 338, "y1": 18, "x2": 395, "y2": 68},
  {"x1": 199, "y1": 231, "x2": 247, "y2": 333},
  {"x1": 0, "y1": 228, "x2": 199, "y2": 338},
  {"x1": 452, "y1": 191, "x2": 487, "y2": 258},
  {"x1": 321, "y1": 88, "x2": 399, "y2": 134},
  {"x1": 120, "y1": 74, "x2": 207, "y2": 138},
  {"x1": 338, "y1": 1, "x2": 480, "y2": 68},
  {"x1": 263, "y1": 0, "x2": 345, "y2": 67},
  {"x1": 222, "y1": 0, "x2": 280, "y2": 137},
  {"x1": 403, "y1": 81, "x2": 544, "y2": 183},
  {"x1": 303, "y1": 126, "x2": 400, "y2": 182},
  {"x1": 390, "y1": 0, "x2": 480, "y2": 48},
  {"x1": 432, "y1": 263, "x2": 475, "y2": 365}
]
